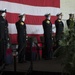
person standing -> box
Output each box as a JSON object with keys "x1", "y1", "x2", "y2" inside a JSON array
[
  {"x1": 42, "y1": 13, "x2": 52, "y2": 60},
  {"x1": 0, "y1": 9, "x2": 9, "y2": 66},
  {"x1": 66, "y1": 14, "x2": 75, "y2": 29},
  {"x1": 55, "y1": 13, "x2": 64, "y2": 49},
  {"x1": 15, "y1": 13, "x2": 26, "y2": 63}
]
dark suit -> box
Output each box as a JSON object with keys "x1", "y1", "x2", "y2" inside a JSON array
[
  {"x1": 42, "y1": 19, "x2": 52, "y2": 59},
  {"x1": 0, "y1": 16, "x2": 9, "y2": 65},
  {"x1": 55, "y1": 19, "x2": 64, "y2": 48},
  {"x1": 66, "y1": 19, "x2": 75, "y2": 38},
  {"x1": 16, "y1": 20, "x2": 26, "y2": 62},
  {"x1": 67, "y1": 19, "x2": 75, "y2": 29}
]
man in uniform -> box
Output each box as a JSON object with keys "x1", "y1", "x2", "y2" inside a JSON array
[
  {"x1": 16, "y1": 13, "x2": 26, "y2": 63},
  {"x1": 55, "y1": 13, "x2": 64, "y2": 49},
  {"x1": 0, "y1": 9, "x2": 9, "y2": 66},
  {"x1": 66, "y1": 13, "x2": 75, "y2": 29},
  {"x1": 42, "y1": 13, "x2": 52, "y2": 60}
]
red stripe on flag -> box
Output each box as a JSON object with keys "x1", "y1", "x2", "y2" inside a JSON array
[
  {"x1": 53, "y1": 0, "x2": 60, "y2": 7},
  {"x1": 9, "y1": 34, "x2": 44, "y2": 44},
  {"x1": 6, "y1": 12, "x2": 57, "y2": 24},
  {"x1": 3, "y1": 0, "x2": 60, "y2": 8},
  {"x1": 9, "y1": 33, "x2": 56, "y2": 44}
]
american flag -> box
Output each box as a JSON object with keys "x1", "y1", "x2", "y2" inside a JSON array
[{"x1": 0, "y1": 0, "x2": 60, "y2": 44}]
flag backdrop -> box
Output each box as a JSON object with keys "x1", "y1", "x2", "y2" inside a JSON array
[{"x1": 0, "y1": 0, "x2": 60, "y2": 44}]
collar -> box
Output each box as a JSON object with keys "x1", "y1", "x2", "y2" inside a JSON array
[{"x1": 58, "y1": 19, "x2": 61, "y2": 22}]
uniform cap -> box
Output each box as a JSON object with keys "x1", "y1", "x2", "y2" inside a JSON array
[
  {"x1": 0, "y1": 9, "x2": 6, "y2": 13},
  {"x1": 19, "y1": 13, "x2": 25, "y2": 17},
  {"x1": 69, "y1": 13, "x2": 73, "y2": 16},
  {"x1": 45, "y1": 13, "x2": 51, "y2": 17},
  {"x1": 56, "y1": 13, "x2": 63, "y2": 16}
]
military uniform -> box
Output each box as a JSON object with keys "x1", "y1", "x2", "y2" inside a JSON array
[
  {"x1": 55, "y1": 18, "x2": 64, "y2": 48},
  {"x1": 16, "y1": 20, "x2": 26, "y2": 63},
  {"x1": 67, "y1": 19, "x2": 75, "y2": 29},
  {"x1": 0, "y1": 14, "x2": 9, "y2": 65},
  {"x1": 67, "y1": 14, "x2": 74, "y2": 28},
  {"x1": 42, "y1": 18, "x2": 52, "y2": 59},
  {"x1": 66, "y1": 14, "x2": 75, "y2": 35}
]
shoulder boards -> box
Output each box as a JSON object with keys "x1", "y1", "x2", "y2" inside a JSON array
[
  {"x1": 20, "y1": 22, "x2": 24, "y2": 25},
  {"x1": 46, "y1": 20, "x2": 50, "y2": 24},
  {"x1": 58, "y1": 20, "x2": 61, "y2": 22}
]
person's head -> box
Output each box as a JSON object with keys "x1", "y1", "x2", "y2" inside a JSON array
[
  {"x1": 69, "y1": 13, "x2": 74, "y2": 19},
  {"x1": 0, "y1": 9, "x2": 7, "y2": 19},
  {"x1": 56, "y1": 13, "x2": 63, "y2": 19},
  {"x1": 19, "y1": 13, "x2": 25, "y2": 21},
  {"x1": 45, "y1": 13, "x2": 51, "y2": 20}
]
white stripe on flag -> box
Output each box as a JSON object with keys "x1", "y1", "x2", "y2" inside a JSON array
[
  {"x1": 0, "y1": 1, "x2": 60, "y2": 16},
  {"x1": 8, "y1": 23, "x2": 56, "y2": 34}
]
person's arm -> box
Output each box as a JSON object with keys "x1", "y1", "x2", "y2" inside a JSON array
[
  {"x1": 42, "y1": 21, "x2": 45, "y2": 30},
  {"x1": 66, "y1": 20, "x2": 70, "y2": 28},
  {"x1": 0, "y1": 20, "x2": 4, "y2": 40},
  {"x1": 0, "y1": 19, "x2": 1, "y2": 36},
  {"x1": 5, "y1": 20, "x2": 9, "y2": 41},
  {"x1": 62, "y1": 22, "x2": 64, "y2": 33},
  {"x1": 55, "y1": 20, "x2": 57, "y2": 34}
]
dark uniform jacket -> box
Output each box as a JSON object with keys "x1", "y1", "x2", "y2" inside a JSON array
[
  {"x1": 0, "y1": 16, "x2": 8, "y2": 40},
  {"x1": 67, "y1": 19, "x2": 75, "y2": 29},
  {"x1": 43, "y1": 19, "x2": 52, "y2": 38},
  {"x1": 55, "y1": 19, "x2": 64, "y2": 40},
  {"x1": 16, "y1": 20, "x2": 26, "y2": 44},
  {"x1": 0, "y1": 16, "x2": 9, "y2": 65}
]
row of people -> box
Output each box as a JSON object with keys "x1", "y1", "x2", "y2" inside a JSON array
[
  {"x1": 0, "y1": 9, "x2": 75, "y2": 64},
  {"x1": 43, "y1": 13, "x2": 75, "y2": 60}
]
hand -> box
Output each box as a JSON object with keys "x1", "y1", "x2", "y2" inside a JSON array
[{"x1": 26, "y1": 36, "x2": 28, "y2": 38}]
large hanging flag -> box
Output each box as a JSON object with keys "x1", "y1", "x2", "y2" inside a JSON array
[{"x1": 0, "y1": 0, "x2": 60, "y2": 44}]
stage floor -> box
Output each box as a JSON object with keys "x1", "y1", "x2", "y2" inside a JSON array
[{"x1": 4, "y1": 58, "x2": 64, "y2": 73}]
